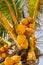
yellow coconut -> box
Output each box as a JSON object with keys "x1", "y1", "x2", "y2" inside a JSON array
[
  {"x1": 4, "y1": 57, "x2": 13, "y2": 65},
  {"x1": 2, "y1": 52, "x2": 7, "y2": 58},
  {"x1": 17, "y1": 35, "x2": 28, "y2": 49},
  {"x1": 16, "y1": 24, "x2": 26, "y2": 34},
  {"x1": 12, "y1": 55, "x2": 21, "y2": 64},
  {"x1": 21, "y1": 18, "x2": 28, "y2": 25}
]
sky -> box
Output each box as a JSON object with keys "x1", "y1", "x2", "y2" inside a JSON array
[{"x1": 35, "y1": 12, "x2": 43, "y2": 65}]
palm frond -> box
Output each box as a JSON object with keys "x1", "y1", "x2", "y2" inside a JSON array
[
  {"x1": 0, "y1": 0, "x2": 12, "y2": 23},
  {"x1": 14, "y1": 0, "x2": 24, "y2": 21},
  {"x1": 0, "y1": 12, "x2": 16, "y2": 40},
  {"x1": 39, "y1": 0, "x2": 43, "y2": 12},
  {"x1": 28, "y1": 0, "x2": 36, "y2": 17},
  {"x1": 27, "y1": 0, "x2": 41, "y2": 28},
  {"x1": 0, "y1": 0, "x2": 24, "y2": 23},
  {"x1": 5, "y1": 0, "x2": 18, "y2": 25},
  {"x1": 28, "y1": 0, "x2": 43, "y2": 18},
  {"x1": 0, "y1": 23, "x2": 5, "y2": 37},
  {"x1": 0, "y1": 12, "x2": 21, "y2": 49},
  {"x1": 12, "y1": 0, "x2": 18, "y2": 20}
]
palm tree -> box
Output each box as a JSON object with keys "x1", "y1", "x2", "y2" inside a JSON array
[
  {"x1": 0, "y1": 0, "x2": 24, "y2": 47},
  {"x1": 0, "y1": 0, "x2": 43, "y2": 65}
]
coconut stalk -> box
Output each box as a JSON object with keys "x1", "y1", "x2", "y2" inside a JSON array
[
  {"x1": 33, "y1": 0, "x2": 39, "y2": 22},
  {"x1": 12, "y1": 0, "x2": 18, "y2": 20},
  {"x1": 0, "y1": 36, "x2": 11, "y2": 46},
  {"x1": 32, "y1": 0, "x2": 39, "y2": 40}
]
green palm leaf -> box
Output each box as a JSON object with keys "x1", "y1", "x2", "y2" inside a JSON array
[
  {"x1": 0, "y1": 23, "x2": 5, "y2": 37},
  {"x1": 0, "y1": 0, "x2": 24, "y2": 22},
  {"x1": 28, "y1": 0, "x2": 43, "y2": 16},
  {"x1": 28, "y1": 0, "x2": 43, "y2": 28},
  {"x1": 0, "y1": 0, "x2": 12, "y2": 23},
  {"x1": 28, "y1": 0, "x2": 36, "y2": 17},
  {"x1": 13, "y1": 0, "x2": 24, "y2": 21}
]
